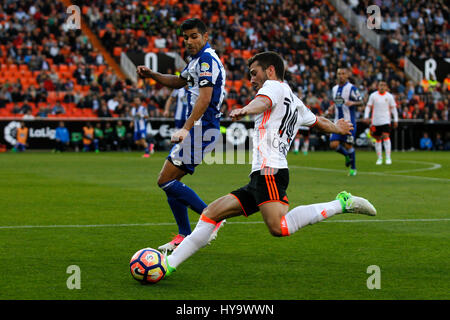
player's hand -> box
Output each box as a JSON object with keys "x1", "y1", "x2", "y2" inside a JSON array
[
  {"x1": 136, "y1": 66, "x2": 153, "y2": 79},
  {"x1": 363, "y1": 118, "x2": 371, "y2": 125},
  {"x1": 163, "y1": 110, "x2": 170, "y2": 118},
  {"x1": 230, "y1": 108, "x2": 247, "y2": 121},
  {"x1": 393, "y1": 122, "x2": 398, "y2": 129},
  {"x1": 335, "y1": 119, "x2": 354, "y2": 135},
  {"x1": 171, "y1": 128, "x2": 189, "y2": 143}
]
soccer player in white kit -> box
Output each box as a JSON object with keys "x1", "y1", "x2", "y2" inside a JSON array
[
  {"x1": 364, "y1": 81, "x2": 398, "y2": 165},
  {"x1": 163, "y1": 52, "x2": 377, "y2": 277}
]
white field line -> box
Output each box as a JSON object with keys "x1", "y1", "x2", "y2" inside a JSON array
[
  {"x1": 290, "y1": 160, "x2": 448, "y2": 182},
  {"x1": 0, "y1": 219, "x2": 449, "y2": 230}
]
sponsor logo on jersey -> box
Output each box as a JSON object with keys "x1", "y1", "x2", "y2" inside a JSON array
[{"x1": 200, "y1": 62, "x2": 210, "y2": 71}]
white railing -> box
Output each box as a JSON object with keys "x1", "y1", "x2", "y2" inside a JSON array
[
  {"x1": 404, "y1": 56, "x2": 424, "y2": 84},
  {"x1": 120, "y1": 52, "x2": 138, "y2": 84},
  {"x1": 328, "y1": 0, "x2": 381, "y2": 50}
]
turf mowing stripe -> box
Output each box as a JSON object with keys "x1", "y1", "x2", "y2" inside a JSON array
[{"x1": 0, "y1": 219, "x2": 449, "y2": 230}]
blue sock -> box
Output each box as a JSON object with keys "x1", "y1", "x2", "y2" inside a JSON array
[
  {"x1": 159, "y1": 179, "x2": 207, "y2": 215},
  {"x1": 336, "y1": 145, "x2": 349, "y2": 157},
  {"x1": 348, "y1": 148, "x2": 356, "y2": 169},
  {"x1": 167, "y1": 196, "x2": 191, "y2": 236}
]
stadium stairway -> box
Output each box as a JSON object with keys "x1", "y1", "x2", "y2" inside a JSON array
[
  {"x1": 58, "y1": 0, "x2": 127, "y2": 82},
  {"x1": 324, "y1": 0, "x2": 404, "y2": 79}
]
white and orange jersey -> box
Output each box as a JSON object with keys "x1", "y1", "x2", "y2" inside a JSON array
[
  {"x1": 364, "y1": 91, "x2": 398, "y2": 126},
  {"x1": 251, "y1": 80, "x2": 317, "y2": 173}
]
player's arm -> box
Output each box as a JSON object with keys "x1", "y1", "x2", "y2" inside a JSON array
[
  {"x1": 363, "y1": 104, "x2": 372, "y2": 124},
  {"x1": 183, "y1": 86, "x2": 213, "y2": 131},
  {"x1": 390, "y1": 96, "x2": 399, "y2": 128},
  {"x1": 345, "y1": 99, "x2": 364, "y2": 107},
  {"x1": 136, "y1": 66, "x2": 186, "y2": 89},
  {"x1": 170, "y1": 86, "x2": 213, "y2": 142},
  {"x1": 230, "y1": 95, "x2": 271, "y2": 120},
  {"x1": 163, "y1": 94, "x2": 175, "y2": 118},
  {"x1": 314, "y1": 116, "x2": 353, "y2": 135}
]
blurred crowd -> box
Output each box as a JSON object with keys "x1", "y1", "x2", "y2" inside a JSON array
[{"x1": 0, "y1": 0, "x2": 448, "y2": 122}]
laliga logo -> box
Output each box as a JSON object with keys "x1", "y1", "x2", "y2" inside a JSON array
[
  {"x1": 30, "y1": 126, "x2": 56, "y2": 139},
  {"x1": 3, "y1": 121, "x2": 20, "y2": 145},
  {"x1": 3, "y1": 122, "x2": 56, "y2": 145},
  {"x1": 226, "y1": 122, "x2": 248, "y2": 146}
]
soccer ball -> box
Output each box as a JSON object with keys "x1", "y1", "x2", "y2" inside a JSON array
[{"x1": 129, "y1": 248, "x2": 167, "y2": 284}]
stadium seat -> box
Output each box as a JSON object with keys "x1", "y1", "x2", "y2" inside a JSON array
[
  {"x1": 113, "y1": 47, "x2": 122, "y2": 57},
  {"x1": 233, "y1": 80, "x2": 243, "y2": 91}
]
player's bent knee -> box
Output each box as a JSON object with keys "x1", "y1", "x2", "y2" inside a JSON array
[
  {"x1": 268, "y1": 227, "x2": 283, "y2": 237},
  {"x1": 266, "y1": 221, "x2": 283, "y2": 237}
]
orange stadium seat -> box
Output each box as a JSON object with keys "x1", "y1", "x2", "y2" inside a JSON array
[
  {"x1": 113, "y1": 47, "x2": 122, "y2": 57},
  {"x1": 47, "y1": 92, "x2": 57, "y2": 103},
  {"x1": 8, "y1": 64, "x2": 18, "y2": 72},
  {"x1": 242, "y1": 50, "x2": 252, "y2": 60},
  {"x1": 233, "y1": 80, "x2": 243, "y2": 91}
]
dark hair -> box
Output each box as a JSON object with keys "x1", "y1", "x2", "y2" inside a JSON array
[
  {"x1": 180, "y1": 18, "x2": 207, "y2": 34},
  {"x1": 248, "y1": 51, "x2": 285, "y2": 80}
]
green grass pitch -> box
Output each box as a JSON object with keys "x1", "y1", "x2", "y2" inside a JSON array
[{"x1": 0, "y1": 150, "x2": 449, "y2": 300}]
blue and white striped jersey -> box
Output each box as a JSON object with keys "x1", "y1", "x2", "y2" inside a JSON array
[
  {"x1": 171, "y1": 87, "x2": 190, "y2": 122},
  {"x1": 180, "y1": 42, "x2": 226, "y2": 127},
  {"x1": 331, "y1": 82, "x2": 362, "y2": 126},
  {"x1": 131, "y1": 105, "x2": 149, "y2": 133}
]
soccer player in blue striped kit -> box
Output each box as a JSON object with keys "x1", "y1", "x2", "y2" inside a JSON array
[
  {"x1": 330, "y1": 68, "x2": 364, "y2": 176},
  {"x1": 137, "y1": 19, "x2": 226, "y2": 251}
]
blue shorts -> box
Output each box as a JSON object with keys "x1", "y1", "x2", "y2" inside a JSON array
[
  {"x1": 330, "y1": 126, "x2": 356, "y2": 145},
  {"x1": 174, "y1": 119, "x2": 186, "y2": 129},
  {"x1": 134, "y1": 130, "x2": 146, "y2": 141},
  {"x1": 167, "y1": 123, "x2": 220, "y2": 175}
]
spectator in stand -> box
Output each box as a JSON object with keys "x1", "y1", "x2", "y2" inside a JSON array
[
  {"x1": 12, "y1": 103, "x2": 21, "y2": 115},
  {"x1": 54, "y1": 121, "x2": 70, "y2": 152},
  {"x1": 444, "y1": 74, "x2": 450, "y2": 93},
  {"x1": 19, "y1": 100, "x2": 32, "y2": 115},
  {"x1": 23, "y1": 109, "x2": 35, "y2": 120},
  {"x1": 419, "y1": 132, "x2": 433, "y2": 150},
  {"x1": 107, "y1": 95, "x2": 120, "y2": 113},
  {"x1": 97, "y1": 103, "x2": 112, "y2": 118},
  {"x1": 51, "y1": 102, "x2": 66, "y2": 115},
  {"x1": 36, "y1": 106, "x2": 50, "y2": 118},
  {"x1": 147, "y1": 97, "x2": 160, "y2": 118}
]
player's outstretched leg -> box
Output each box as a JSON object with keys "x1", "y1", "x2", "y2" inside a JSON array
[
  {"x1": 280, "y1": 191, "x2": 376, "y2": 236},
  {"x1": 335, "y1": 191, "x2": 376, "y2": 216},
  {"x1": 208, "y1": 219, "x2": 226, "y2": 244},
  {"x1": 163, "y1": 195, "x2": 242, "y2": 278}
]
